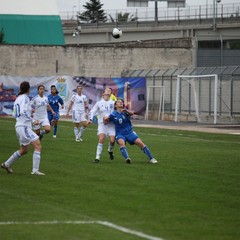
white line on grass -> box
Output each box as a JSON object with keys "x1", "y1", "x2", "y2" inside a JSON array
[
  {"x1": 0, "y1": 220, "x2": 164, "y2": 240},
  {"x1": 98, "y1": 221, "x2": 164, "y2": 240}
]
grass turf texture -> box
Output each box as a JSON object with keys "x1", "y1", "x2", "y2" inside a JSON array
[{"x1": 0, "y1": 117, "x2": 239, "y2": 240}]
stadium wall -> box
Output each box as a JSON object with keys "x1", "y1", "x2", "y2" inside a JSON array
[{"x1": 0, "y1": 39, "x2": 192, "y2": 77}]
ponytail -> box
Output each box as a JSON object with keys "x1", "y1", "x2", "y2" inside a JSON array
[{"x1": 18, "y1": 81, "x2": 30, "y2": 96}]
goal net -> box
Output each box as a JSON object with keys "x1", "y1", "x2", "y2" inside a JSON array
[
  {"x1": 175, "y1": 74, "x2": 218, "y2": 124},
  {"x1": 145, "y1": 86, "x2": 165, "y2": 121}
]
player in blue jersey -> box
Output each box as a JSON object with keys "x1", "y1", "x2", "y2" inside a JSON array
[
  {"x1": 104, "y1": 98, "x2": 158, "y2": 164},
  {"x1": 48, "y1": 85, "x2": 64, "y2": 138}
]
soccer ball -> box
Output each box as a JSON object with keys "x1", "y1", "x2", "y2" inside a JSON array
[{"x1": 112, "y1": 27, "x2": 122, "y2": 39}]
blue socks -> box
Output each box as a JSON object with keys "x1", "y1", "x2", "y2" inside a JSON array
[
  {"x1": 54, "y1": 126, "x2": 57, "y2": 135},
  {"x1": 142, "y1": 145, "x2": 153, "y2": 160},
  {"x1": 120, "y1": 146, "x2": 129, "y2": 159}
]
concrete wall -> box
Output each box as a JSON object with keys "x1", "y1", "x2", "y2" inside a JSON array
[{"x1": 0, "y1": 38, "x2": 193, "y2": 77}]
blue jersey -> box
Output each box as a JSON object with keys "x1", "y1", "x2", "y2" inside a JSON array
[
  {"x1": 48, "y1": 94, "x2": 64, "y2": 113},
  {"x1": 108, "y1": 110, "x2": 133, "y2": 135}
]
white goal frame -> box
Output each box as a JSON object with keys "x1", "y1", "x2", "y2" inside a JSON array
[
  {"x1": 175, "y1": 74, "x2": 218, "y2": 124},
  {"x1": 145, "y1": 85, "x2": 165, "y2": 121}
]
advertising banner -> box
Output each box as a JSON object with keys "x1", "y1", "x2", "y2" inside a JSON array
[{"x1": 0, "y1": 76, "x2": 146, "y2": 117}]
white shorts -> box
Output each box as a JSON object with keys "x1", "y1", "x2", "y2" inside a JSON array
[
  {"x1": 72, "y1": 110, "x2": 87, "y2": 123},
  {"x1": 97, "y1": 122, "x2": 115, "y2": 136},
  {"x1": 16, "y1": 126, "x2": 39, "y2": 146},
  {"x1": 32, "y1": 117, "x2": 50, "y2": 130}
]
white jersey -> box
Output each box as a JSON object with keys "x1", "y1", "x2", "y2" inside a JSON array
[
  {"x1": 70, "y1": 93, "x2": 87, "y2": 113},
  {"x1": 31, "y1": 95, "x2": 49, "y2": 120},
  {"x1": 90, "y1": 98, "x2": 115, "y2": 124},
  {"x1": 12, "y1": 94, "x2": 33, "y2": 128}
]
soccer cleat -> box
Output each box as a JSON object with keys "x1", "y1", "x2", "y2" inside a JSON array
[
  {"x1": 125, "y1": 158, "x2": 132, "y2": 164},
  {"x1": 1, "y1": 163, "x2": 13, "y2": 173},
  {"x1": 76, "y1": 137, "x2": 83, "y2": 142},
  {"x1": 53, "y1": 135, "x2": 56, "y2": 138},
  {"x1": 108, "y1": 151, "x2": 114, "y2": 160},
  {"x1": 149, "y1": 158, "x2": 158, "y2": 164},
  {"x1": 92, "y1": 159, "x2": 100, "y2": 163},
  {"x1": 39, "y1": 134, "x2": 43, "y2": 141},
  {"x1": 31, "y1": 170, "x2": 45, "y2": 176}
]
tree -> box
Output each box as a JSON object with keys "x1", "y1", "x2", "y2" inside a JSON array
[
  {"x1": 78, "y1": 0, "x2": 107, "y2": 23},
  {"x1": 109, "y1": 12, "x2": 138, "y2": 23},
  {"x1": 0, "y1": 28, "x2": 6, "y2": 44}
]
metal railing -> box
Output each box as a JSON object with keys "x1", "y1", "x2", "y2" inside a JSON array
[
  {"x1": 122, "y1": 66, "x2": 240, "y2": 123},
  {"x1": 60, "y1": 3, "x2": 240, "y2": 22}
]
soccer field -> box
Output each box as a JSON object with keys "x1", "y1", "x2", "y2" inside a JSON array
[{"x1": 0, "y1": 117, "x2": 239, "y2": 240}]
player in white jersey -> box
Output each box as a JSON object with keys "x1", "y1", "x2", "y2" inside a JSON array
[
  {"x1": 66, "y1": 85, "x2": 89, "y2": 142},
  {"x1": 1, "y1": 81, "x2": 45, "y2": 175},
  {"x1": 89, "y1": 89, "x2": 115, "y2": 163},
  {"x1": 31, "y1": 85, "x2": 55, "y2": 140}
]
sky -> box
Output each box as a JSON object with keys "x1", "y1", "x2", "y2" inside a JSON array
[{"x1": 56, "y1": 0, "x2": 240, "y2": 12}]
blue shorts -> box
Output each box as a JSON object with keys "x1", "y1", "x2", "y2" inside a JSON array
[
  {"x1": 116, "y1": 131, "x2": 139, "y2": 145},
  {"x1": 48, "y1": 111, "x2": 60, "y2": 122}
]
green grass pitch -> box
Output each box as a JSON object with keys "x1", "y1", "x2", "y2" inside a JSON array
[{"x1": 0, "y1": 117, "x2": 239, "y2": 240}]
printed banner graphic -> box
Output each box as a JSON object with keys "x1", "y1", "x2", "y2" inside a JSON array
[{"x1": 0, "y1": 76, "x2": 146, "y2": 116}]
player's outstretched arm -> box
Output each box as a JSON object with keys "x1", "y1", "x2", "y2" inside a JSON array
[
  {"x1": 123, "y1": 108, "x2": 134, "y2": 116},
  {"x1": 47, "y1": 105, "x2": 55, "y2": 115}
]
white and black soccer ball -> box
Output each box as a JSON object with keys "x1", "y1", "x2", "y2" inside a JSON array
[{"x1": 112, "y1": 27, "x2": 122, "y2": 39}]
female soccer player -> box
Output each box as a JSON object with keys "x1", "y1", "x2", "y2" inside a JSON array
[
  {"x1": 106, "y1": 87, "x2": 117, "y2": 102},
  {"x1": 48, "y1": 85, "x2": 64, "y2": 138},
  {"x1": 104, "y1": 98, "x2": 158, "y2": 164},
  {"x1": 89, "y1": 89, "x2": 115, "y2": 163},
  {"x1": 31, "y1": 85, "x2": 55, "y2": 140},
  {"x1": 1, "y1": 81, "x2": 45, "y2": 175},
  {"x1": 66, "y1": 85, "x2": 89, "y2": 142}
]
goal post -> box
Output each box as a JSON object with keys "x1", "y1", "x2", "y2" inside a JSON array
[
  {"x1": 145, "y1": 85, "x2": 165, "y2": 121},
  {"x1": 175, "y1": 74, "x2": 218, "y2": 124}
]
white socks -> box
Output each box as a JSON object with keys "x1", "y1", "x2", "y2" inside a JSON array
[
  {"x1": 32, "y1": 151, "x2": 41, "y2": 173},
  {"x1": 96, "y1": 143, "x2": 103, "y2": 159},
  {"x1": 4, "y1": 151, "x2": 21, "y2": 167}
]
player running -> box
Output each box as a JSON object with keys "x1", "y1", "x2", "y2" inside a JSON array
[
  {"x1": 1, "y1": 81, "x2": 45, "y2": 175},
  {"x1": 89, "y1": 89, "x2": 115, "y2": 163},
  {"x1": 48, "y1": 85, "x2": 64, "y2": 138},
  {"x1": 31, "y1": 85, "x2": 55, "y2": 140},
  {"x1": 104, "y1": 98, "x2": 158, "y2": 164}
]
